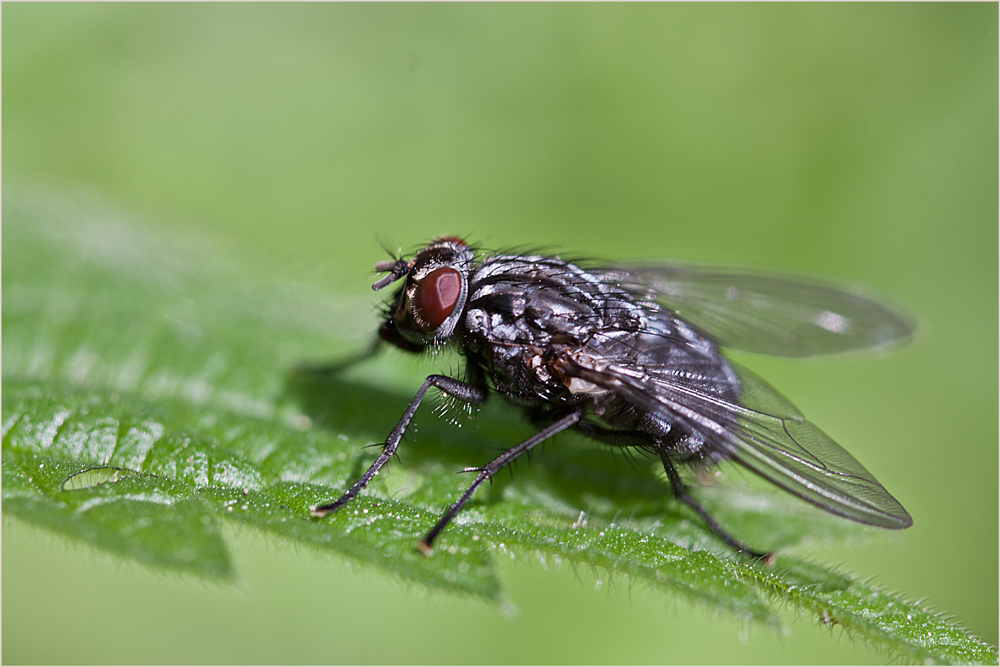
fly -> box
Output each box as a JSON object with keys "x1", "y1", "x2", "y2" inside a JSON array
[{"x1": 311, "y1": 236, "x2": 915, "y2": 558}]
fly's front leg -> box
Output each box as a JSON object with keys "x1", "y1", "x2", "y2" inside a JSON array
[
  {"x1": 419, "y1": 409, "x2": 583, "y2": 554},
  {"x1": 310, "y1": 374, "x2": 487, "y2": 516},
  {"x1": 295, "y1": 321, "x2": 426, "y2": 378},
  {"x1": 294, "y1": 339, "x2": 383, "y2": 378}
]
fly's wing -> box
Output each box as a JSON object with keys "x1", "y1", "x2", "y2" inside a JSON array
[
  {"x1": 607, "y1": 263, "x2": 916, "y2": 357},
  {"x1": 563, "y1": 348, "x2": 912, "y2": 528}
]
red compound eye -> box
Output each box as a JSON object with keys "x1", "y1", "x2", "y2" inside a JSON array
[{"x1": 414, "y1": 267, "x2": 462, "y2": 330}]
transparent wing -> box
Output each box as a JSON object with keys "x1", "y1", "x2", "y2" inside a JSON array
[
  {"x1": 563, "y1": 353, "x2": 912, "y2": 528},
  {"x1": 607, "y1": 263, "x2": 917, "y2": 357}
]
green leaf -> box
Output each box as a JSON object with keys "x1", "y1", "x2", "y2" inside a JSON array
[
  {"x1": 3, "y1": 188, "x2": 995, "y2": 664},
  {"x1": 745, "y1": 559, "x2": 998, "y2": 665}
]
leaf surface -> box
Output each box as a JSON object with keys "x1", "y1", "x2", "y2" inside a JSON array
[{"x1": 3, "y1": 189, "x2": 994, "y2": 664}]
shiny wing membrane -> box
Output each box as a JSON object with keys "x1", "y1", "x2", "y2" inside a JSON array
[
  {"x1": 564, "y1": 350, "x2": 912, "y2": 529},
  {"x1": 610, "y1": 263, "x2": 917, "y2": 357}
]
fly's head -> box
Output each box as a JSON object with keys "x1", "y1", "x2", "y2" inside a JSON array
[{"x1": 374, "y1": 236, "x2": 474, "y2": 348}]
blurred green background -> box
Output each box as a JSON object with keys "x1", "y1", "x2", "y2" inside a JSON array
[{"x1": 3, "y1": 3, "x2": 996, "y2": 664}]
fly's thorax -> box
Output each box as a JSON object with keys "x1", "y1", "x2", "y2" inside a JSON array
[
  {"x1": 458, "y1": 254, "x2": 652, "y2": 408},
  {"x1": 463, "y1": 254, "x2": 645, "y2": 344}
]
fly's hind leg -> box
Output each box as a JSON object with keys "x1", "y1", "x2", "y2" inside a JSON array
[
  {"x1": 574, "y1": 420, "x2": 771, "y2": 560},
  {"x1": 656, "y1": 450, "x2": 770, "y2": 560}
]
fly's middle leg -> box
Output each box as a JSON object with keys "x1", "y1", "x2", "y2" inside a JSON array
[{"x1": 418, "y1": 408, "x2": 583, "y2": 554}]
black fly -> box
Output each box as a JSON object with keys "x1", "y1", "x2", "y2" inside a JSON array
[{"x1": 311, "y1": 236, "x2": 915, "y2": 558}]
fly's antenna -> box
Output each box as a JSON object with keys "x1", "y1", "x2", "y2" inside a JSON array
[
  {"x1": 371, "y1": 234, "x2": 411, "y2": 291},
  {"x1": 373, "y1": 258, "x2": 410, "y2": 291}
]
